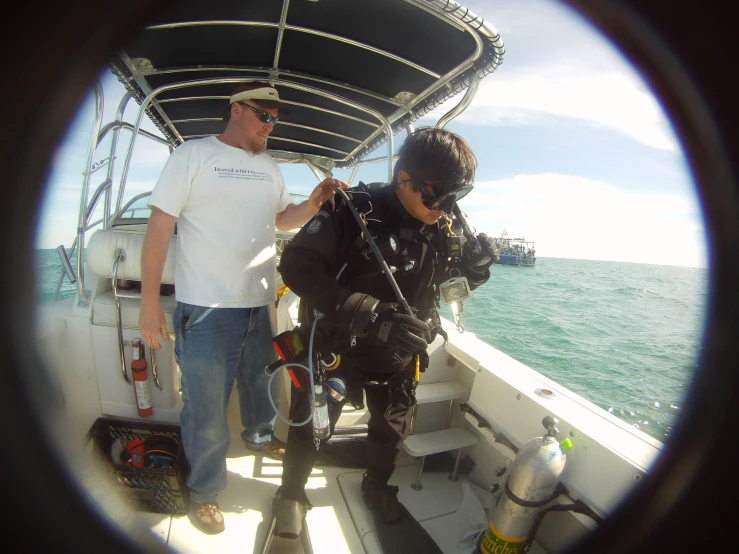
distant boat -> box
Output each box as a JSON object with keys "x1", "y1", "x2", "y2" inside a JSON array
[{"x1": 493, "y1": 232, "x2": 536, "y2": 266}]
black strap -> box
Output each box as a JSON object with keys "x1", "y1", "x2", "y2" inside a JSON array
[
  {"x1": 504, "y1": 480, "x2": 563, "y2": 508},
  {"x1": 398, "y1": 228, "x2": 418, "y2": 242}
]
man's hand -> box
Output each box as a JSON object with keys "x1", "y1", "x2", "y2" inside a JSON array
[
  {"x1": 139, "y1": 302, "x2": 169, "y2": 350},
  {"x1": 309, "y1": 178, "x2": 349, "y2": 208}
]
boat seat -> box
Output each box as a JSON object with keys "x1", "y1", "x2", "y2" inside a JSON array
[
  {"x1": 87, "y1": 228, "x2": 178, "y2": 325},
  {"x1": 87, "y1": 227, "x2": 176, "y2": 285},
  {"x1": 92, "y1": 292, "x2": 177, "y2": 331},
  {"x1": 402, "y1": 428, "x2": 478, "y2": 458}
]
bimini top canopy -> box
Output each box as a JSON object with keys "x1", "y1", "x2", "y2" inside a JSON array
[{"x1": 110, "y1": 0, "x2": 504, "y2": 171}]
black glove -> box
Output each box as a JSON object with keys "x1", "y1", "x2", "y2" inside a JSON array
[
  {"x1": 463, "y1": 233, "x2": 498, "y2": 271},
  {"x1": 337, "y1": 293, "x2": 429, "y2": 356}
]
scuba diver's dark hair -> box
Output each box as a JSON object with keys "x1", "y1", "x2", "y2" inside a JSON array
[{"x1": 393, "y1": 127, "x2": 477, "y2": 192}]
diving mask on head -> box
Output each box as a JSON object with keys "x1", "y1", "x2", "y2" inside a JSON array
[{"x1": 412, "y1": 180, "x2": 474, "y2": 214}]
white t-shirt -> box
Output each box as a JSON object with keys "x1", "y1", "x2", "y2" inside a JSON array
[{"x1": 148, "y1": 136, "x2": 291, "y2": 307}]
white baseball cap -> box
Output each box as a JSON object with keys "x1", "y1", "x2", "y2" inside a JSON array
[{"x1": 229, "y1": 83, "x2": 292, "y2": 115}]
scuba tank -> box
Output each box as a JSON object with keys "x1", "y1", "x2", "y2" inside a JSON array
[{"x1": 478, "y1": 416, "x2": 572, "y2": 554}]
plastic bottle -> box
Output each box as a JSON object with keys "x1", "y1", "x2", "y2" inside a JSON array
[{"x1": 313, "y1": 384, "x2": 330, "y2": 439}]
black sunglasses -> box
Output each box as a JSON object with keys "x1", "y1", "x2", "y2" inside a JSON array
[
  {"x1": 412, "y1": 180, "x2": 473, "y2": 212},
  {"x1": 237, "y1": 102, "x2": 280, "y2": 125}
]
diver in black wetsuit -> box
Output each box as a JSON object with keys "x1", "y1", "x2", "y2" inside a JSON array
[{"x1": 272, "y1": 128, "x2": 495, "y2": 552}]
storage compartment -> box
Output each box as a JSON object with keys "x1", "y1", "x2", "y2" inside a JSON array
[{"x1": 86, "y1": 417, "x2": 189, "y2": 514}]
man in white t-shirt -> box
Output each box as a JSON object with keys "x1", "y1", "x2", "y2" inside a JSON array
[{"x1": 139, "y1": 82, "x2": 347, "y2": 535}]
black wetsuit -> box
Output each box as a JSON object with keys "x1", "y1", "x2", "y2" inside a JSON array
[{"x1": 278, "y1": 182, "x2": 490, "y2": 489}]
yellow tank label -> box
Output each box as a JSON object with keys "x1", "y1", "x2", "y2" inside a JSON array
[{"x1": 479, "y1": 521, "x2": 527, "y2": 554}]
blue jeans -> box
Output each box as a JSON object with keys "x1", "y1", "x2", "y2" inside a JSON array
[{"x1": 174, "y1": 302, "x2": 279, "y2": 503}]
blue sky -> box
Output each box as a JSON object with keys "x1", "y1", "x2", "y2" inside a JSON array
[{"x1": 35, "y1": 0, "x2": 707, "y2": 268}]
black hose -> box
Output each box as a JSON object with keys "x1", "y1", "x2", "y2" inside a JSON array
[
  {"x1": 334, "y1": 188, "x2": 414, "y2": 317},
  {"x1": 452, "y1": 203, "x2": 476, "y2": 239}
]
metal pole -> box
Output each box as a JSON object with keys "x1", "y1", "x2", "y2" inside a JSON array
[
  {"x1": 76, "y1": 81, "x2": 104, "y2": 306},
  {"x1": 300, "y1": 518, "x2": 314, "y2": 554},
  {"x1": 150, "y1": 347, "x2": 162, "y2": 390},
  {"x1": 411, "y1": 456, "x2": 426, "y2": 491},
  {"x1": 435, "y1": 73, "x2": 480, "y2": 129},
  {"x1": 120, "y1": 77, "x2": 395, "y2": 193},
  {"x1": 307, "y1": 163, "x2": 325, "y2": 183},
  {"x1": 107, "y1": 92, "x2": 133, "y2": 225},
  {"x1": 347, "y1": 165, "x2": 360, "y2": 186},
  {"x1": 272, "y1": 0, "x2": 290, "y2": 69},
  {"x1": 450, "y1": 448, "x2": 463, "y2": 481},
  {"x1": 112, "y1": 249, "x2": 131, "y2": 383},
  {"x1": 409, "y1": 404, "x2": 418, "y2": 435},
  {"x1": 259, "y1": 516, "x2": 276, "y2": 554}
]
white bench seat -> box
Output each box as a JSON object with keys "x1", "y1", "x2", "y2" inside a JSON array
[
  {"x1": 415, "y1": 381, "x2": 470, "y2": 405},
  {"x1": 402, "y1": 427, "x2": 478, "y2": 457},
  {"x1": 92, "y1": 291, "x2": 177, "y2": 332}
]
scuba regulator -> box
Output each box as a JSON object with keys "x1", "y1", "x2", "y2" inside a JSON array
[
  {"x1": 437, "y1": 204, "x2": 497, "y2": 332},
  {"x1": 265, "y1": 186, "x2": 492, "y2": 446}
]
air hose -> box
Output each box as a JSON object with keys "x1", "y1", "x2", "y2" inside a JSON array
[
  {"x1": 267, "y1": 313, "x2": 321, "y2": 427},
  {"x1": 334, "y1": 187, "x2": 414, "y2": 317},
  {"x1": 267, "y1": 188, "x2": 424, "y2": 426}
]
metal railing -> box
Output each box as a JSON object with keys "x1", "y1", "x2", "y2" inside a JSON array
[
  {"x1": 55, "y1": 83, "x2": 174, "y2": 306},
  {"x1": 112, "y1": 248, "x2": 162, "y2": 389}
]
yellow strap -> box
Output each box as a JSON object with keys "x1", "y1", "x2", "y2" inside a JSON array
[
  {"x1": 324, "y1": 354, "x2": 341, "y2": 371},
  {"x1": 276, "y1": 285, "x2": 290, "y2": 299},
  {"x1": 415, "y1": 354, "x2": 420, "y2": 382}
]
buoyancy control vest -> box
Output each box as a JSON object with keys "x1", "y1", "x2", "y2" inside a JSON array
[{"x1": 295, "y1": 182, "x2": 447, "y2": 369}]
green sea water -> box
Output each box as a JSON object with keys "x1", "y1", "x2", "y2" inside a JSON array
[
  {"x1": 36, "y1": 251, "x2": 707, "y2": 443},
  {"x1": 440, "y1": 257, "x2": 707, "y2": 443}
]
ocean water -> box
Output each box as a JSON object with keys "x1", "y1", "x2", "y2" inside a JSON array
[{"x1": 36, "y1": 250, "x2": 707, "y2": 443}]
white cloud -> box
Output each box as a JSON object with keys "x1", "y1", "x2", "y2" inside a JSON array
[
  {"x1": 421, "y1": 1, "x2": 679, "y2": 152},
  {"x1": 434, "y1": 69, "x2": 677, "y2": 151},
  {"x1": 458, "y1": 173, "x2": 707, "y2": 267}
]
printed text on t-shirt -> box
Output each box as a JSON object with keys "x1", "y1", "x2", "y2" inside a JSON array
[{"x1": 215, "y1": 168, "x2": 275, "y2": 182}]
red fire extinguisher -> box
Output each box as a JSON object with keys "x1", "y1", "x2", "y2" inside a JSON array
[{"x1": 131, "y1": 338, "x2": 153, "y2": 417}]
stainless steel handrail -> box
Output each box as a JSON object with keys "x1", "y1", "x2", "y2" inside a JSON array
[
  {"x1": 435, "y1": 72, "x2": 480, "y2": 129},
  {"x1": 146, "y1": 20, "x2": 439, "y2": 78},
  {"x1": 159, "y1": 96, "x2": 380, "y2": 128},
  {"x1": 53, "y1": 237, "x2": 78, "y2": 303},
  {"x1": 138, "y1": 66, "x2": 404, "y2": 108},
  {"x1": 150, "y1": 346, "x2": 161, "y2": 390},
  {"x1": 347, "y1": 165, "x2": 360, "y2": 186},
  {"x1": 105, "y1": 92, "x2": 132, "y2": 230},
  {"x1": 112, "y1": 248, "x2": 130, "y2": 383},
  {"x1": 75, "y1": 81, "x2": 104, "y2": 306},
  {"x1": 167, "y1": 119, "x2": 363, "y2": 144},
  {"x1": 97, "y1": 122, "x2": 170, "y2": 148},
  {"x1": 340, "y1": 1, "x2": 485, "y2": 165},
  {"x1": 112, "y1": 191, "x2": 152, "y2": 222},
  {"x1": 111, "y1": 250, "x2": 162, "y2": 390},
  {"x1": 273, "y1": 0, "x2": 290, "y2": 69},
  {"x1": 119, "y1": 77, "x2": 396, "y2": 193},
  {"x1": 85, "y1": 179, "x2": 112, "y2": 223}
]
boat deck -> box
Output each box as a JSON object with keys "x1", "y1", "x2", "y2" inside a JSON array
[{"x1": 131, "y1": 432, "x2": 548, "y2": 554}]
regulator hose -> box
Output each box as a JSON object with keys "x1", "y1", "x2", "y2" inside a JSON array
[{"x1": 334, "y1": 187, "x2": 414, "y2": 317}]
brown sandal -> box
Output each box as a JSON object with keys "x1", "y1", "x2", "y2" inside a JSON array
[
  {"x1": 245, "y1": 438, "x2": 286, "y2": 460},
  {"x1": 189, "y1": 502, "x2": 225, "y2": 535}
]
